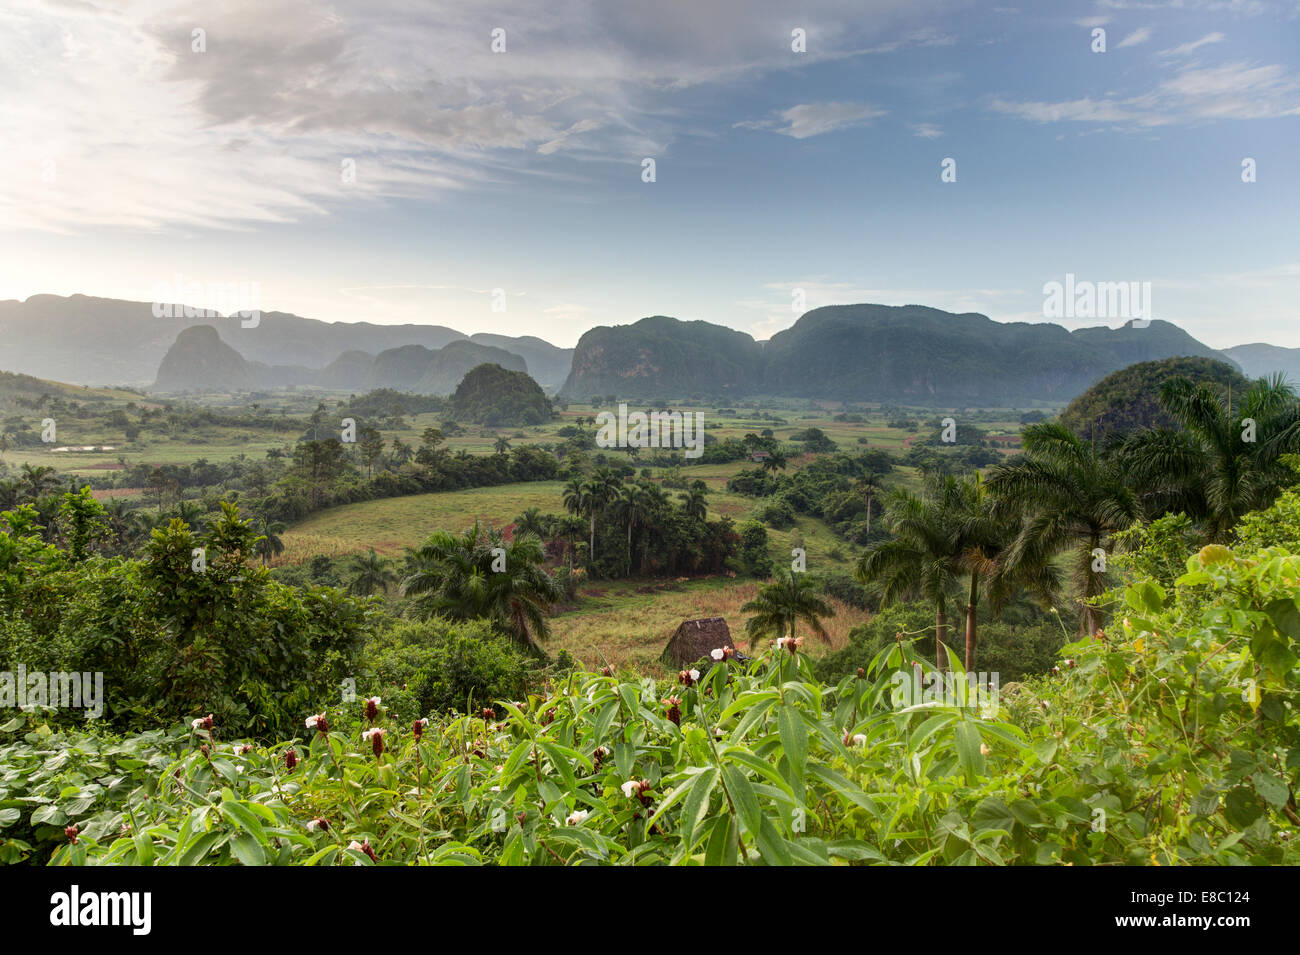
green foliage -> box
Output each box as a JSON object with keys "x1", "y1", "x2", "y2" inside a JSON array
[
  {"x1": 362, "y1": 619, "x2": 539, "y2": 723},
  {"x1": 736, "y1": 520, "x2": 772, "y2": 578},
  {"x1": 1059, "y1": 356, "x2": 1250, "y2": 444},
  {"x1": 0, "y1": 500, "x2": 373, "y2": 739},
  {"x1": 450, "y1": 364, "x2": 553, "y2": 427},
  {"x1": 14, "y1": 529, "x2": 1296, "y2": 866}
]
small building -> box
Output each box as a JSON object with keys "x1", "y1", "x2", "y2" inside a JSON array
[
  {"x1": 750, "y1": 450, "x2": 771, "y2": 462},
  {"x1": 662, "y1": 617, "x2": 737, "y2": 666}
]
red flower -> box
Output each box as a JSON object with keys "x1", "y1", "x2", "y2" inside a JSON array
[
  {"x1": 364, "y1": 727, "x2": 385, "y2": 758},
  {"x1": 482, "y1": 708, "x2": 495, "y2": 720},
  {"x1": 64, "y1": 825, "x2": 78, "y2": 845},
  {"x1": 285, "y1": 748, "x2": 298, "y2": 771},
  {"x1": 364, "y1": 697, "x2": 380, "y2": 722}
]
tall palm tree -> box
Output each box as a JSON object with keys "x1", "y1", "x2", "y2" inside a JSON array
[
  {"x1": 614, "y1": 483, "x2": 649, "y2": 571},
  {"x1": 741, "y1": 569, "x2": 834, "y2": 649},
  {"x1": 854, "y1": 473, "x2": 883, "y2": 539},
  {"x1": 987, "y1": 422, "x2": 1139, "y2": 636},
  {"x1": 678, "y1": 483, "x2": 708, "y2": 522},
  {"x1": 562, "y1": 476, "x2": 592, "y2": 560},
  {"x1": 346, "y1": 548, "x2": 397, "y2": 595},
  {"x1": 1126, "y1": 375, "x2": 1299, "y2": 541},
  {"x1": 401, "y1": 522, "x2": 561, "y2": 654},
  {"x1": 493, "y1": 436, "x2": 512, "y2": 455},
  {"x1": 857, "y1": 477, "x2": 971, "y2": 668},
  {"x1": 951, "y1": 473, "x2": 1058, "y2": 672},
  {"x1": 253, "y1": 516, "x2": 287, "y2": 566}
]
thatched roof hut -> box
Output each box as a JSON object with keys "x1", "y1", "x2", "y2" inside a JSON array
[{"x1": 662, "y1": 617, "x2": 736, "y2": 666}]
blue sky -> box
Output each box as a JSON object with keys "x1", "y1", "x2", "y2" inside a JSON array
[{"x1": 1, "y1": 0, "x2": 1297, "y2": 348}]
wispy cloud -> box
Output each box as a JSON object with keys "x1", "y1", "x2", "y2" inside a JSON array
[
  {"x1": 1158, "y1": 32, "x2": 1226, "y2": 57},
  {"x1": 1118, "y1": 26, "x2": 1154, "y2": 47},
  {"x1": 735, "y1": 102, "x2": 887, "y2": 139},
  {"x1": 991, "y1": 60, "x2": 1300, "y2": 127},
  {"x1": 910, "y1": 122, "x2": 945, "y2": 138}
]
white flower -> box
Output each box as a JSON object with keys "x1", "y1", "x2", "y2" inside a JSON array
[
  {"x1": 191, "y1": 718, "x2": 205, "y2": 730},
  {"x1": 713, "y1": 728, "x2": 723, "y2": 738},
  {"x1": 347, "y1": 840, "x2": 364, "y2": 851},
  {"x1": 775, "y1": 636, "x2": 790, "y2": 649},
  {"x1": 621, "y1": 780, "x2": 640, "y2": 798},
  {"x1": 307, "y1": 818, "x2": 324, "y2": 831},
  {"x1": 852, "y1": 734, "x2": 867, "y2": 747},
  {"x1": 688, "y1": 669, "x2": 700, "y2": 682},
  {"x1": 565, "y1": 809, "x2": 589, "y2": 826},
  {"x1": 490, "y1": 785, "x2": 501, "y2": 793},
  {"x1": 362, "y1": 728, "x2": 382, "y2": 740},
  {"x1": 415, "y1": 718, "x2": 428, "y2": 728},
  {"x1": 710, "y1": 649, "x2": 725, "y2": 661},
  {"x1": 305, "y1": 714, "x2": 324, "y2": 730}
]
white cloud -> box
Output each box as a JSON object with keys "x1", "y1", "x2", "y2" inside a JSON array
[
  {"x1": 910, "y1": 122, "x2": 944, "y2": 138},
  {"x1": 1157, "y1": 32, "x2": 1225, "y2": 57},
  {"x1": 991, "y1": 60, "x2": 1300, "y2": 127},
  {"x1": 0, "y1": 0, "x2": 957, "y2": 233},
  {"x1": 736, "y1": 102, "x2": 887, "y2": 139},
  {"x1": 1117, "y1": 26, "x2": 1153, "y2": 47}
]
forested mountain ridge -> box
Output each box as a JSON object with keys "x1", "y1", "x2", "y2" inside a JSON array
[{"x1": 562, "y1": 305, "x2": 1238, "y2": 404}]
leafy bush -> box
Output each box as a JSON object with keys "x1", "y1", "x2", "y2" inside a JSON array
[
  {"x1": 757, "y1": 496, "x2": 797, "y2": 530},
  {"x1": 362, "y1": 619, "x2": 539, "y2": 723}
]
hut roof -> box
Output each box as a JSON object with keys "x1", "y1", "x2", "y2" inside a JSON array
[{"x1": 662, "y1": 617, "x2": 735, "y2": 666}]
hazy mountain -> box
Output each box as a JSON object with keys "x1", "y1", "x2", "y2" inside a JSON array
[
  {"x1": 1221, "y1": 343, "x2": 1300, "y2": 384},
  {"x1": 562, "y1": 305, "x2": 1237, "y2": 404},
  {"x1": 561, "y1": 315, "x2": 763, "y2": 398},
  {"x1": 151, "y1": 327, "x2": 530, "y2": 395},
  {"x1": 0, "y1": 294, "x2": 467, "y2": 386},
  {"x1": 1058, "y1": 356, "x2": 1251, "y2": 445},
  {"x1": 469, "y1": 334, "x2": 573, "y2": 392},
  {"x1": 413, "y1": 340, "x2": 528, "y2": 394},
  {"x1": 153, "y1": 325, "x2": 257, "y2": 392}
]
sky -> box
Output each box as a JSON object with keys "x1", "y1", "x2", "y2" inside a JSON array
[{"x1": 0, "y1": 0, "x2": 1297, "y2": 349}]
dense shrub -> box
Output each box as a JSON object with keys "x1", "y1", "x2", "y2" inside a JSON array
[{"x1": 362, "y1": 619, "x2": 539, "y2": 723}]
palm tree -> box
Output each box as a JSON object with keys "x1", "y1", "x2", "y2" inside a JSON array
[
  {"x1": 759, "y1": 451, "x2": 788, "y2": 475},
  {"x1": 857, "y1": 477, "x2": 970, "y2": 669},
  {"x1": 950, "y1": 473, "x2": 1057, "y2": 672},
  {"x1": 253, "y1": 516, "x2": 286, "y2": 566},
  {"x1": 401, "y1": 522, "x2": 561, "y2": 654},
  {"x1": 0, "y1": 479, "x2": 21, "y2": 511},
  {"x1": 562, "y1": 476, "x2": 591, "y2": 560},
  {"x1": 742, "y1": 569, "x2": 834, "y2": 649},
  {"x1": 854, "y1": 473, "x2": 883, "y2": 539},
  {"x1": 390, "y1": 438, "x2": 414, "y2": 466},
  {"x1": 346, "y1": 548, "x2": 397, "y2": 595},
  {"x1": 493, "y1": 436, "x2": 512, "y2": 455},
  {"x1": 678, "y1": 482, "x2": 708, "y2": 522},
  {"x1": 1126, "y1": 375, "x2": 1299, "y2": 541},
  {"x1": 987, "y1": 422, "x2": 1140, "y2": 636},
  {"x1": 513, "y1": 507, "x2": 549, "y2": 540},
  {"x1": 614, "y1": 483, "x2": 650, "y2": 573},
  {"x1": 18, "y1": 464, "x2": 60, "y2": 502}
]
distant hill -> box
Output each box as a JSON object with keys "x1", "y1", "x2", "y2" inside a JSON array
[
  {"x1": 1221, "y1": 343, "x2": 1300, "y2": 384},
  {"x1": 450, "y1": 363, "x2": 552, "y2": 426},
  {"x1": 0, "y1": 295, "x2": 475, "y2": 387},
  {"x1": 469, "y1": 334, "x2": 573, "y2": 392},
  {"x1": 1058, "y1": 356, "x2": 1251, "y2": 445},
  {"x1": 561, "y1": 315, "x2": 763, "y2": 398},
  {"x1": 561, "y1": 305, "x2": 1237, "y2": 404},
  {"x1": 151, "y1": 327, "x2": 528, "y2": 395},
  {"x1": 413, "y1": 340, "x2": 528, "y2": 394},
  {"x1": 154, "y1": 325, "x2": 257, "y2": 392}
]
